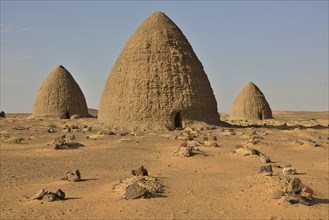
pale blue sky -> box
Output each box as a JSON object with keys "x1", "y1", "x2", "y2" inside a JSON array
[{"x1": 1, "y1": 1, "x2": 328, "y2": 113}]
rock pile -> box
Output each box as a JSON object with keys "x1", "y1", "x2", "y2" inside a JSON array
[
  {"x1": 282, "y1": 177, "x2": 314, "y2": 206},
  {"x1": 112, "y1": 167, "x2": 163, "y2": 200},
  {"x1": 282, "y1": 164, "x2": 297, "y2": 175},
  {"x1": 52, "y1": 135, "x2": 82, "y2": 150},
  {"x1": 31, "y1": 188, "x2": 65, "y2": 202},
  {"x1": 131, "y1": 166, "x2": 148, "y2": 176},
  {"x1": 61, "y1": 169, "x2": 81, "y2": 182}
]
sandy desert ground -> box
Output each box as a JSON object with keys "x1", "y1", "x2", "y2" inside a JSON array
[{"x1": 0, "y1": 111, "x2": 328, "y2": 219}]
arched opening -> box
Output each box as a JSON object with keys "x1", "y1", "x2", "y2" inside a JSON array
[
  {"x1": 258, "y1": 112, "x2": 263, "y2": 120},
  {"x1": 175, "y1": 112, "x2": 182, "y2": 128},
  {"x1": 65, "y1": 112, "x2": 70, "y2": 119}
]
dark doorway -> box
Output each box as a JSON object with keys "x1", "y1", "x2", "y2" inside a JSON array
[
  {"x1": 258, "y1": 112, "x2": 263, "y2": 120},
  {"x1": 175, "y1": 112, "x2": 182, "y2": 128},
  {"x1": 65, "y1": 112, "x2": 70, "y2": 119}
]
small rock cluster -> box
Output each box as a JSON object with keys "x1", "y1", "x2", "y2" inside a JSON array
[
  {"x1": 86, "y1": 131, "x2": 127, "y2": 140},
  {"x1": 234, "y1": 145, "x2": 264, "y2": 158},
  {"x1": 272, "y1": 177, "x2": 314, "y2": 206},
  {"x1": 13, "y1": 126, "x2": 27, "y2": 130},
  {"x1": 131, "y1": 165, "x2": 148, "y2": 176},
  {"x1": 173, "y1": 127, "x2": 219, "y2": 157},
  {"x1": 282, "y1": 164, "x2": 297, "y2": 175},
  {"x1": 112, "y1": 166, "x2": 163, "y2": 200},
  {"x1": 288, "y1": 137, "x2": 319, "y2": 147},
  {"x1": 31, "y1": 188, "x2": 65, "y2": 202},
  {"x1": 173, "y1": 141, "x2": 207, "y2": 157},
  {"x1": 174, "y1": 145, "x2": 195, "y2": 157},
  {"x1": 61, "y1": 169, "x2": 81, "y2": 182},
  {"x1": 52, "y1": 135, "x2": 82, "y2": 150},
  {"x1": 0, "y1": 111, "x2": 5, "y2": 117}
]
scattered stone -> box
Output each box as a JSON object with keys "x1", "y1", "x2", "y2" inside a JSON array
[
  {"x1": 71, "y1": 125, "x2": 79, "y2": 129},
  {"x1": 82, "y1": 126, "x2": 92, "y2": 132},
  {"x1": 53, "y1": 135, "x2": 82, "y2": 150},
  {"x1": 131, "y1": 166, "x2": 148, "y2": 176},
  {"x1": 234, "y1": 146, "x2": 252, "y2": 156},
  {"x1": 260, "y1": 154, "x2": 271, "y2": 163},
  {"x1": 113, "y1": 175, "x2": 163, "y2": 200},
  {"x1": 0, "y1": 111, "x2": 5, "y2": 117},
  {"x1": 31, "y1": 189, "x2": 65, "y2": 202},
  {"x1": 175, "y1": 146, "x2": 194, "y2": 157},
  {"x1": 176, "y1": 136, "x2": 187, "y2": 141},
  {"x1": 48, "y1": 128, "x2": 55, "y2": 133},
  {"x1": 301, "y1": 186, "x2": 314, "y2": 200},
  {"x1": 224, "y1": 128, "x2": 236, "y2": 136},
  {"x1": 119, "y1": 138, "x2": 132, "y2": 142},
  {"x1": 203, "y1": 141, "x2": 219, "y2": 148},
  {"x1": 288, "y1": 177, "x2": 302, "y2": 193},
  {"x1": 42, "y1": 193, "x2": 58, "y2": 202},
  {"x1": 284, "y1": 190, "x2": 313, "y2": 206},
  {"x1": 70, "y1": 114, "x2": 80, "y2": 119},
  {"x1": 31, "y1": 189, "x2": 46, "y2": 200},
  {"x1": 234, "y1": 146, "x2": 260, "y2": 156},
  {"x1": 124, "y1": 182, "x2": 148, "y2": 200},
  {"x1": 305, "y1": 139, "x2": 319, "y2": 147},
  {"x1": 250, "y1": 148, "x2": 261, "y2": 155},
  {"x1": 288, "y1": 137, "x2": 304, "y2": 145},
  {"x1": 187, "y1": 140, "x2": 200, "y2": 148},
  {"x1": 55, "y1": 189, "x2": 66, "y2": 200},
  {"x1": 247, "y1": 137, "x2": 258, "y2": 145},
  {"x1": 63, "y1": 127, "x2": 72, "y2": 133},
  {"x1": 272, "y1": 191, "x2": 284, "y2": 199},
  {"x1": 10, "y1": 137, "x2": 24, "y2": 144},
  {"x1": 13, "y1": 126, "x2": 26, "y2": 130},
  {"x1": 105, "y1": 131, "x2": 115, "y2": 135},
  {"x1": 259, "y1": 164, "x2": 272, "y2": 173},
  {"x1": 180, "y1": 141, "x2": 187, "y2": 147},
  {"x1": 87, "y1": 133, "x2": 105, "y2": 140},
  {"x1": 285, "y1": 192, "x2": 301, "y2": 204},
  {"x1": 283, "y1": 167, "x2": 297, "y2": 175},
  {"x1": 61, "y1": 169, "x2": 81, "y2": 182},
  {"x1": 203, "y1": 136, "x2": 208, "y2": 141}
]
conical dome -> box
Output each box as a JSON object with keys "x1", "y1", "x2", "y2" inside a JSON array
[
  {"x1": 30, "y1": 65, "x2": 90, "y2": 119},
  {"x1": 98, "y1": 12, "x2": 219, "y2": 130},
  {"x1": 230, "y1": 82, "x2": 272, "y2": 120}
]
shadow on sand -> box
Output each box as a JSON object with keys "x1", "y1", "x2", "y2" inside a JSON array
[
  {"x1": 78, "y1": 178, "x2": 99, "y2": 182},
  {"x1": 313, "y1": 198, "x2": 329, "y2": 204},
  {"x1": 63, "y1": 197, "x2": 81, "y2": 201}
]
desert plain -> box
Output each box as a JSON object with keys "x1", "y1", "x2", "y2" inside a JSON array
[{"x1": 0, "y1": 111, "x2": 328, "y2": 219}]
